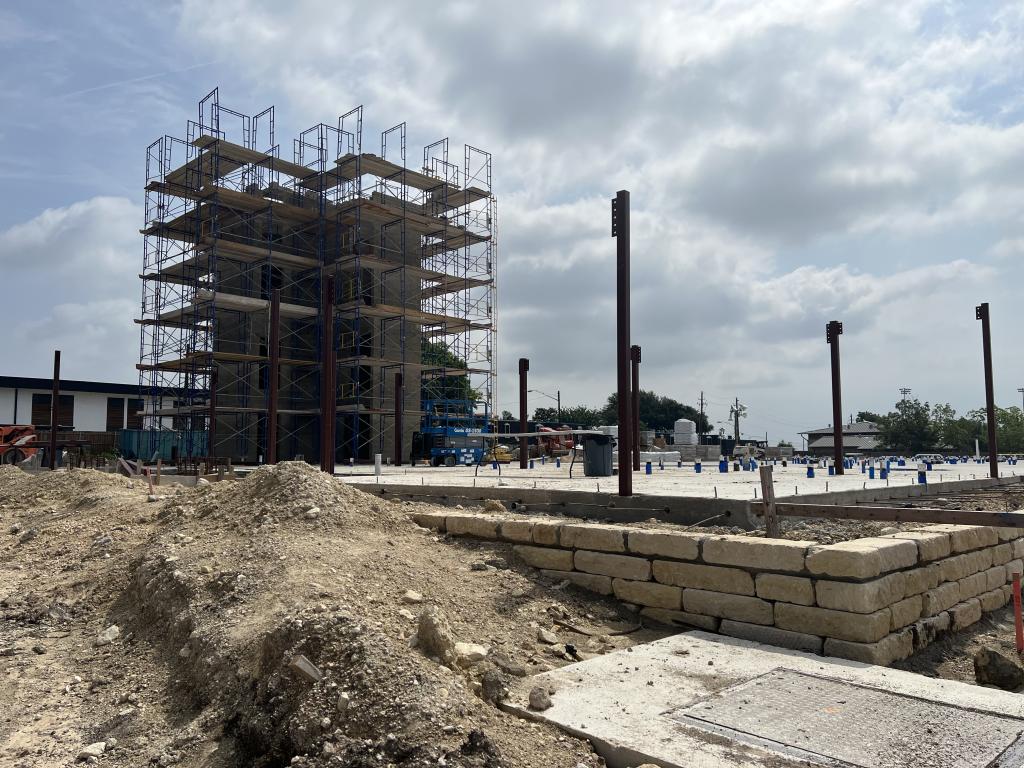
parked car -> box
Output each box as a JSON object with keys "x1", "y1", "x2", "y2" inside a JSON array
[{"x1": 911, "y1": 453, "x2": 945, "y2": 465}]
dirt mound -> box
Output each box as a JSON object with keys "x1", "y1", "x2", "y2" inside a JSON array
[
  {"x1": 0, "y1": 465, "x2": 140, "y2": 508},
  {"x1": 163, "y1": 461, "x2": 404, "y2": 531}
]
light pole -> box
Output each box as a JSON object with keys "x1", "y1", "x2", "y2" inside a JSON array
[
  {"x1": 528, "y1": 389, "x2": 561, "y2": 422},
  {"x1": 1018, "y1": 387, "x2": 1024, "y2": 412}
]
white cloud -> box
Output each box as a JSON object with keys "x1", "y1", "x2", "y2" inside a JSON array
[{"x1": 0, "y1": 196, "x2": 141, "y2": 382}]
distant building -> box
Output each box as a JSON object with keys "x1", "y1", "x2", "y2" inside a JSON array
[
  {"x1": 0, "y1": 376, "x2": 142, "y2": 432},
  {"x1": 801, "y1": 421, "x2": 882, "y2": 456}
]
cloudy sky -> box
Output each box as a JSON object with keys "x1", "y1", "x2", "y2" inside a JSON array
[{"x1": 1, "y1": 1, "x2": 1022, "y2": 445}]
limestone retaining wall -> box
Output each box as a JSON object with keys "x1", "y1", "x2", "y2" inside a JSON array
[{"x1": 411, "y1": 509, "x2": 1023, "y2": 666}]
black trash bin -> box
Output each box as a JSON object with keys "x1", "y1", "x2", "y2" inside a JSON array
[{"x1": 582, "y1": 434, "x2": 613, "y2": 477}]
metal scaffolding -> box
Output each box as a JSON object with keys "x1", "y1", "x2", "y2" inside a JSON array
[{"x1": 137, "y1": 89, "x2": 496, "y2": 467}]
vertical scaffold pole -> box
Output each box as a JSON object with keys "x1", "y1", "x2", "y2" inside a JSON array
[
  {"x1": 631, "y1": 345, "x2": 641, "y2": 472},
  {"x1": 394, "y1": 371, "x2": 404, "y2": 466}
]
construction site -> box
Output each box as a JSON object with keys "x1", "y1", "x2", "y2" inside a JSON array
[{"x1": 4, "y1": 88, "x2": 1024, "y2": 768}]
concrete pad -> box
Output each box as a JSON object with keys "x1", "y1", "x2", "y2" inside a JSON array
[{"x1": 505, "y1": 632, "x2": 1024, "y2": 768}]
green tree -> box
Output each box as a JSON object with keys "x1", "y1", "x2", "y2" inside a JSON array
[
  {"x1": 856, "y1": 411, "x2": 885, "y2": 424},
  {"x1": 877, "y1": 398, "x2": 935, "y2": 453},
  {"x1": 533, "y1": 405, "x2": 604, "y2": 425},
  {"x1": 420, "y1": 340, "x2": 481, "y2": 404},
  {"x1": 601, "y1": 390, "x2": 710, "y2": 432}
]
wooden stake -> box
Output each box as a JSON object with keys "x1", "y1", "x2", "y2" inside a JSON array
[{"x1": 759, "y1": 465, "x2": 780, "y2": 538}]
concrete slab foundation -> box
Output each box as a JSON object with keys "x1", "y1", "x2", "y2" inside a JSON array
[{"x1": 504, "y1": 632, "x2": 1024, "y2": 768}]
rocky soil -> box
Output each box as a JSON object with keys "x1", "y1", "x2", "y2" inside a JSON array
[{"x1": 0, "y1": 463, "x2": 668, "y2": 768}]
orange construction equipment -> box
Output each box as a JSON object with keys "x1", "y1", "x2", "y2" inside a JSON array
[
  {"x1": 0, "y1": 425, "x2": 40, "y2": 465},
  {"x1": 538, "y1": 425, "x2": 576, "y2": 455}
]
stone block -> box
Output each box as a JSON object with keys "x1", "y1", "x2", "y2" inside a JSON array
[
  {"x1": 889, "y1": 531, "x2": 951, "y2": 562},
  {"x1": 991, "y1": 543, "x2": 1013, "y2": 566},
  {"x1": 902, "y1": 564, "x2": 941, "y2": 597},
  {"x1": 446, "y1": 514, "x2": 500, "y2": 539},
  {"x1": 923, "y1": 525, "x2": 999, "y2": 552},
  {"x1": 1003, "y1": 584, "x2": 1014, "y2": 601},
  {"x1": 805, "y1": 538, "x2": 918, "y2": 580},
  {"x1": 979, "y1": 588, "x2": 1008, "y2": 612},
  {"x1": 910, "y1": 612, "x2": 950, "y2": 651},
  {"x1": 889, "y1": 595, "x2": 923, "y2": 631},
  {"x1": 815, "y1": 572, "x2": 906, "y2": 614},
  {"x1": 1013, "y1": 538, "x2": 1024, "y2": 558},
  {"x1": 574, "y1": 550, "x2": 651, "y2": 581},
  {"x1": 653, "y1": 560, "x2": 754, "y2": 595},
  {"x1": 682, "y1": 589, "x2": 774, "y2": 625},
  {"x1": 774, "y1": 603, "x2": 891, "y2": 643},
  {"x1": 1006, "y1": 559, "x2": 1024, "y2": 582},
  {"x1": 627, "y1": 530, "x2": 701, "y2": 561},
  {"x1": 824, "y1": 630, "x2": 913, "y2": 666},
  {"x1": 950, "y1": 597, "x2": 982, "y2": 630},
  {"x1": 539, "y1": 569, "x2": 613, "y2": 595},
  {"x1": 497, "y1": 519, "x2": 535, "y2": 543},
  {"x1": 921, "y1": 581, "x2": 961, "y2": 616},
  {"x1": 937, "y1": 553, "x2": 972, "y2": 583},
  {"x1": 958, "y1": 571, "x2": 988, "y2": 601},
  {"x1": 997, "y1": 527, "x2": 1024, "y2": 542},
  {"x1": 612, "y1": 578, "x2": 682, "y2": 609},
  {"x1": 985, "y1": 565, "x2": 1008, "y2": 592},
  {"x1": 719, "y1": 620, "x2": 823, "y2": 654},
  {"x1": 514, "y1": 545, "x2": 574, "y2": 571},
  {"x1": 560, "y1": 524, "x2": 626, "y2": 552},
  {"x1": 531, "y1": 522, "x2": 561, "y2": 547},
  {"x1": 755, "y1": 574, "x2": 814, "y2": 606},
  {"x1": 410, "y1": 511, "x2": 448, "y2": 531},
  {"x1": 639, "y1": 608, "x2": 719, "y2": 632},
  {"x1": 969, "y1": 548, "x2": 994, "y2": 572},
  {"x1": 701, "y1": 536, "x2": 811, "y2": 573}
]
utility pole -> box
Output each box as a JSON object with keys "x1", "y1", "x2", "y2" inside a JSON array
[
  {"x1": 612, "y1": 190, "x2": 632, "y2": 496},
  {"x1": 899, "y1": 387, "x2": 911, "y2": 402},
  {"x1": 826, "y1": 320, "x2": 844, "y2": 475},
  {"x1": 557, "y1": 390, "x2": 561, "y2": 423},
  {"x1": 976, "y1": 303, "x2": 998, "y2": 479},
  {"x1": 1018, "y1": 386, "x2": 1023, "y2": 413},
  {"x1": 698, "y1": 391, "x2": 706, "y2": 445},
  {"x1": 730, "y1": 397, "x2": 746, "y2": 444}
]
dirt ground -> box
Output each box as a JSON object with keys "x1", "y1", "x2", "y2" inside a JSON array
[
  {"x1": 894, "y1": 606, "x2": 1018, "y2": 684},
  {"x1": 0, "y1": 462, "x2": 671, "y2": 768}
]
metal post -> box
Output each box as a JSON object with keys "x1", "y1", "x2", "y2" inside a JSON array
[
  {"x1": 393, "y1": 371, "x2": 404, "y2": 466},
  {"x1": 557, "y1": 390, "x2": 561, "y2": 423},
  {"x1": 977, "y1": 302, "x2": 998, "y2": 479},
  {"x1": 321, "y1": 275, "x2": 336, "y2": 473},
  {"x1": 207, "y1": 368, "x2": 218, "y2": 458},
  {"x1": 48, "y1": 350, "x2": 60, "y2": 470},
  {"x1": 826, "y1": 320, "x2": 844, "y2": 475},
  {"x1": 630, "y1": 344, "x2": 641, "y2": 472},
  {"x1": 519, "y1": 358, "x2": 529, "y2": 469},
  {"x1": 612, "y1": 190, "x2": 632, "y2": 496},
  {"x1": 266, "y1": 288, "x2": 281, "y2": 465}
]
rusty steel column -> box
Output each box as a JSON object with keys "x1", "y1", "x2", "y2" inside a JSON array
[
  {"x1": 48, "y1": 350, "x2": 60, "y2": 470},
  {"x1": 612, "y1": 190, "x2": 632, "y2": 496},
  {"x1": 207, "y1": 368, "x2": 218, "y2": 458},
  {"x1": 321, "y1": 275, "x2": 336, "y2": 473},
  {"x1": 266, "y1": 288, "x2": 281, "y2": 465},
  {"x1": 519, "y1": 358, "x2": 529, "y2": 469},
  {"x1": 630, "y1": 344, "x2": 641, "y2": 472},
  {"x1": 977, "y1": 302, "x2": 998, "y2": 479},
  {"x1": 393, "y1": 371, "x2": 404, "y2": 466},
  {"x1": 826, "y1": 320, "x2": 844, "y2": 475}
]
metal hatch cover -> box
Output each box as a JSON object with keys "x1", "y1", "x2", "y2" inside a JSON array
[{"x1": 668, "y1": 668, "x2": 1024, "y2": 768}]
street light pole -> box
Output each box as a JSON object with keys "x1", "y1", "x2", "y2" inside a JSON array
[{"x1": 1018, "y1": 387, "x2": 1024, "y2": 413}]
